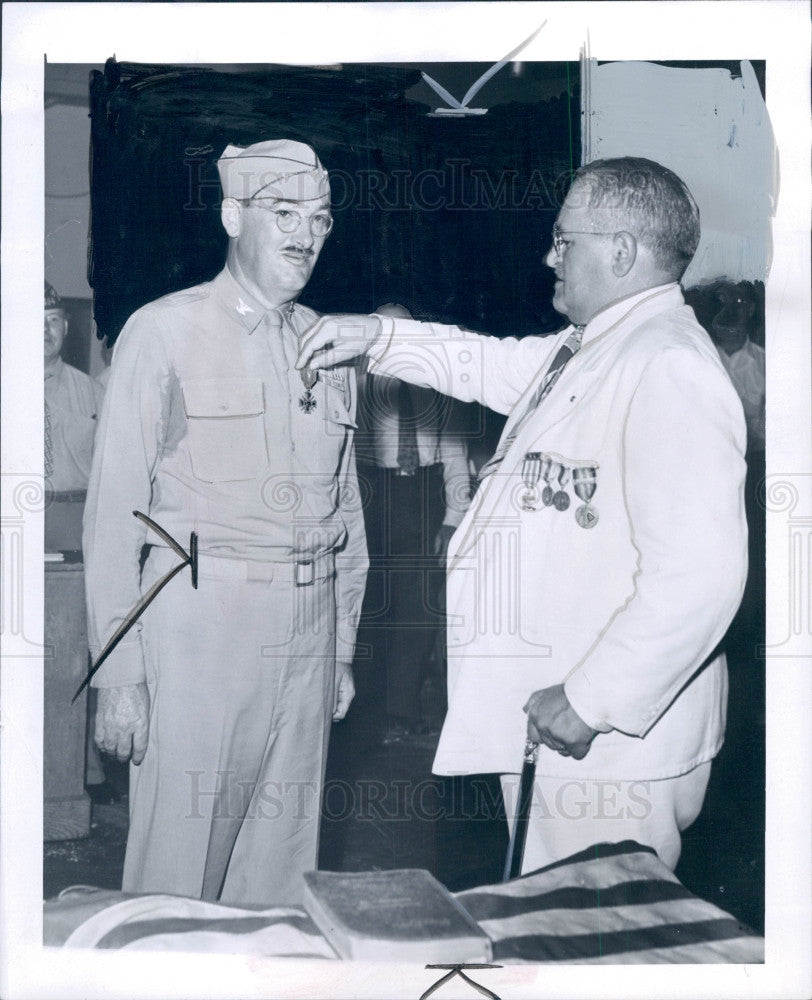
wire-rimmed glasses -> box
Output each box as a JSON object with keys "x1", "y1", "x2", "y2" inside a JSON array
[{"x1": 239, "y1": 200, "x2": 334, "y2": 237}]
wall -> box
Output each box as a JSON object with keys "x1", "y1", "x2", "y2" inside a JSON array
[
  {"x1": 584, "y1": 59, "x2": 777, "y2": 288},
  {"x1": 45, "y1": 81, "x2": 110, "y2": 377},
  {"x1": 45, "y1": 102, "x2": 92, "y2": 298}
]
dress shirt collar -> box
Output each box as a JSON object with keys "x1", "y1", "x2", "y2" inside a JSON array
[
  {"x1": 719, "y1": 337, "x2": 762, "y2": 370},
  {"x1": 579, "y1": 282, "x2": 683, "y2": 348},
  {"x1": 44, "y1": 356, "x2": 64, "y2": 382},
  {"x1": 213, "y1": 267, "x2": 297, "y2": 336}
]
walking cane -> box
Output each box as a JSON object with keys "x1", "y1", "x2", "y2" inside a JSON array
[{"x1": 502, "y1": 738, "x2": 539, "y2": 881}]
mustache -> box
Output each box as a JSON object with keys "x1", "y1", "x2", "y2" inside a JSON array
[{"x1": 281, "y1": 245, "x2": 314, "y2": 258}]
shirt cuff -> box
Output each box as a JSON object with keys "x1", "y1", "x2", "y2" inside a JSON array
[
  {"x1": 367, "y1": 315, "x2": 394, "y2": 369},
  {"x1": 563, "y1": 674, "x2": 614, "y2": 734},
  {"x1": 89, "y1": 639, "x2": 147, "y2": 688}
]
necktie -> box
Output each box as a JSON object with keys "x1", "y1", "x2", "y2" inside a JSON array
[
  {"x1": 44, "y1": 399, "x2": 54, "y2": 480},
  {"x1": 396, "y1": 379, "x2": 420, "y2": 476},
  {"x1": 477, "y1": 325, "x2": 584, "y2": 484},
  {"x1": 263, "y1": 310, "x2": 286, "y2": 368}
]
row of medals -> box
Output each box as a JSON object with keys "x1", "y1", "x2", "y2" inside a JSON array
[{"x1": 520, "y1": 452, "x2": 599, "y2": 529}]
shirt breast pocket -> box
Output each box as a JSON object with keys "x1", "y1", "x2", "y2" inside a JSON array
[
  {"x1": 181, "y1": 379, "x2": 268, "y2": 482},
  {"x1": 323, "y1": 380, "x2": 357, "y2": 430}
]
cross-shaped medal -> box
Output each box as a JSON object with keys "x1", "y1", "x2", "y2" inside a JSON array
[{"x1": 299, "y1": 367, "x2": 318, "y2": 413}]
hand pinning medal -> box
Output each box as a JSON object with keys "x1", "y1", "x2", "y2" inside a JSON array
[{"x1": 299, "y1": 366, "x2": 318, "y2": 413}]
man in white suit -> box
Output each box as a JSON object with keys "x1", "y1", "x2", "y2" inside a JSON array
[{"x1": 298, "y1": 157, "x2": 748, "y2": 872}]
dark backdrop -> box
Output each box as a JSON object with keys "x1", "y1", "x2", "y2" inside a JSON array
[{"x1": 88, "y1": 59, "x2": 580, "y2": 345}]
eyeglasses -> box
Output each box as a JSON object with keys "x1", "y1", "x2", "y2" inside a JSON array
[
  {"x1": 551, "y1": 224, "x2": 618, "y2": 257},
  {"x1": 239, "y1": 200, "x2": 334, "y2": 237}
]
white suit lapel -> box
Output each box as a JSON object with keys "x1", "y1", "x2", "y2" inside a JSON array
[
  {"x1": 449, "y1": 285, "x2": 684, "y2": 564},
  {"x1": 449, "y1": 369, "x2": 593, "y2": 564}
]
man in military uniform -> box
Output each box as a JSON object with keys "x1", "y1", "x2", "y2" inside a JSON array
[
  {"x1": 44, "y1": 282, "x2": 104, "y2": 494},
  {"x1": 84, "y1": 139, "x2": 368, "y2": 904},
  {"x1": 298, "y1": 157, "x2": 748, "y2": 873},
  {"x1": 44, "y1": 281, "x2": 113, "y2": 800}
]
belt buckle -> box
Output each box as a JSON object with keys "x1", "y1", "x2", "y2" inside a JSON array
[{"x1": 295, "y1": 560, "x2": 315, "y2": 587}]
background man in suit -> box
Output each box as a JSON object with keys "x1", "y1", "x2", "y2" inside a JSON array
[
  {"x1": 356, "y1": 303, "x2": 472, "y2": 743},
  {"x1": 298, "y1": 157, "x2": 748, "y2": 872},
  {"x1": 84, "y1": 139, "x2": 368, "y2": 904}
]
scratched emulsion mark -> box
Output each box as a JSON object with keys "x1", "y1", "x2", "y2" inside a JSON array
[{"x1": 586, "y1": 60, "x2": 778, "y2": 286}]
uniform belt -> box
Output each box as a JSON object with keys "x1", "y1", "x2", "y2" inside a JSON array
[
  {"x1": 188, "y1": 550, "x2": 335, "y2": 587},
  {"x1": 384, "y1": 464, "x2": 442, "y2": 478},
  {"x1": 45, "y1": 489, "x2": 87, "y2": 503}
]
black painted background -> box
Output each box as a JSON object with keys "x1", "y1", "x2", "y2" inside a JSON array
[{"x1": 88, "y1": 60, "x2": 580, "y2": 346}]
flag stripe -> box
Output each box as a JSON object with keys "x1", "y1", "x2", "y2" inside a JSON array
[
  {"x1": 96, "y1": 913, "x2": 318, "y2": 949},
  {"x1": 475, "y1": 895, "x2": 753, "y2": 943},
  {"x1": 460, "y1": 877, "x2": 695, "y2": 920},
  {"x1": 523, "y1": 839, "x2": 658, "y2": 874},
  {"x1": 491, "y1": 917, "x2": 756, "y2": 962}
]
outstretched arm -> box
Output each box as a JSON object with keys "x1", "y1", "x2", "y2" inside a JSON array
[{"x1": 299, "y1": 313, "x2": 558, "y2": 416}]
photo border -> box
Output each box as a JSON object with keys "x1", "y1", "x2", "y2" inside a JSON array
[{"x1": 2, "y1": 3, "x2": 810, "y2": 998}]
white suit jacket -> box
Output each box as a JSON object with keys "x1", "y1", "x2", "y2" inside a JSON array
[{"x1": 369, "y1": 284, "x2": 748, "y2": 780}]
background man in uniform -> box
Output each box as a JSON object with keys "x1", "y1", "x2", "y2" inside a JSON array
[
  {"x1": 44, "y1": 281, "x2": 113, "y2": 801},
  {"x1": 299, "y1": 157, "x2": 748, "y2": 873},
  {"x1": 44, "y1": 282, "x2": 104, "y2": 494},
  {"x1": 84, "y1": 139, "x2": 368, "y2": 904},
  {"x1": 356, "y1": 302, "x2": 472, "y2": 743},
  {"x1": 687, "y1": 278, "x2": 765, "y2": 454}
]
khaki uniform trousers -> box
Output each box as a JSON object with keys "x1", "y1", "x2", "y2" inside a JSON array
[
  {"x1": 501, "y1": 760, "x2": 712, "y2": 873},
  {"x1": 123, "y1": 546, "x2": 336, "y2": 905}
]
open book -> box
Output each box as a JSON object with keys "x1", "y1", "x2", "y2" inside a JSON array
[{"x1": 302, "y1": 869, "x2": 493, "y2": 962}]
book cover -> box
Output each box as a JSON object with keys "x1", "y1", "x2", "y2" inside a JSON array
[{"x1": 302, "y1": 869, "x2": 493, "y2": 962}]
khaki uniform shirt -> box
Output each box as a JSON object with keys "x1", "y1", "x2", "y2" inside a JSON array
[
  {"x1": 44, "y1": 359, "x2": 104, "y2": 491},
  {"x1": 84, "y1": 268, "x2": 368, "y2": 686}
]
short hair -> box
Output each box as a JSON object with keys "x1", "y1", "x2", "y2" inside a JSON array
[{"x1": 571, "y1": 157, "x2": 700, "y2": 278}]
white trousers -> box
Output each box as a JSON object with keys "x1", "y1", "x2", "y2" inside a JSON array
[{"x1": 501, "y1": 761, "x2": 712, "y2": 873}]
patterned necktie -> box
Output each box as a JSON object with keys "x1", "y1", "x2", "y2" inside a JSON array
[
  {"x1": 396, "y1": 379, "x2": 420, "y2": 476},
  {"x1": 477, "y1": 325, "x2": 584, "y2": 484},
  {"x1": 44, "y1": 399, "x2": 54, "y2": 480}
]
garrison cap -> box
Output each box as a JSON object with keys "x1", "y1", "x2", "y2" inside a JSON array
[
  {"x1": 45, "y1": 282, "x2": 64, "y2": 311},
  {"x1": 217, "y1": 139, "x2": 330, "y2": 202}
]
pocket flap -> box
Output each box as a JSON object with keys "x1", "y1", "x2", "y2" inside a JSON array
[
  {"x1": 325, "y1": 383, "x2": 357, "y2": 427},
  {"x1": 182, "y1": 379, "x2": 264, "y2": 418}
]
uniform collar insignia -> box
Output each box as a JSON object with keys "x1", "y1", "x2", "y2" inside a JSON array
[{"x1": 236, "y1": 298, "x2": 254, "y2": 317}]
